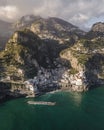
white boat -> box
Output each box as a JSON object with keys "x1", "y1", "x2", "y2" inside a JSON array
[{"x1": 27, "y1": 101, "x2": 56, "y2": 106}]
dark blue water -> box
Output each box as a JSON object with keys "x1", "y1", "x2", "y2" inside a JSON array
[{"x1": 0, "y1": 87, "x2": 104, "y2": 130}]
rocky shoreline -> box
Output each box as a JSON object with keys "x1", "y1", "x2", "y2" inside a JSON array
[
  {"x1": 0, "y1": 66, "x2": 90, "y2": 102},
  {"x1": 24, "y1": 67, "x2": 89, "y2": 93}
]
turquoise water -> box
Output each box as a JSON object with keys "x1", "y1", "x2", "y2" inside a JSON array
[{"x1": 0, "y1": 87, "x2": 104, "y2": 130}]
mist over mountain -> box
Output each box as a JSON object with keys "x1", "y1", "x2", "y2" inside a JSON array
[
  {"x1": 0, "y1": 15, "x2": 85, "y2": 50},
  {"x1": 0, "y1": 0, "x2": 104, "y2": 30},
  {"x1": 0, "y1": 20, "x2": 13, "y2": 50}
]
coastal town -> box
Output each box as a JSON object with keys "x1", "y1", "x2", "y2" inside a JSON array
[
  {"x1": 24, "y1": 67, "x2": 89, "y2": 96},
  {"x1": 0, "y1": 66, "x2": 89, "y2": 99}
]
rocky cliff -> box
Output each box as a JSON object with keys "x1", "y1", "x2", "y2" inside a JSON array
[
  {"x1": 0, "y1": 29, "x2": 70, "y2": 81},
  {"x1": 60, "y1": 37, "x2": 104, "y2": 90},
  {"x1": 13, "y1": 15, "x2": 85, "y2": 44},
  {"x1": 91, "y1": 22, "x2": 104, "y2": 32},
  {"x1": 0, "y1": 15, "x2": 85, "y2": 50},
  {"x1": 86, "y1": 22, "x2": 104, "y2": 39},
  {"x1": 0, "y1": 29, "x2": 46, "y2": 80},
  {"x1": 0, "y1": 28, "x2": 71, "y2": 99},
  {"x1": 0, "y1": 17, "x2": 104, "y2": 97}
]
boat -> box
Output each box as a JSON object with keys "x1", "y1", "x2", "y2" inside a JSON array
[{"x1": 27, "y1": 101, "x2": 56, "y2": 106}]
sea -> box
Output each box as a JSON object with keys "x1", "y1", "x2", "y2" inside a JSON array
[{"x1": 0, "y1": 87, "x2": 104, "y2": 130}]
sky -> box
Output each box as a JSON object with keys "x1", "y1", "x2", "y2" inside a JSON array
[{"x1": 0, "y1": 0, "x2": 104, "y2": 30}]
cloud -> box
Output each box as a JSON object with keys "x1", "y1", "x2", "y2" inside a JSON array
[
  {"x1": 33, "y1": 0, "x2": 63, "y2": 17},
  {"x1": 0, "y1": 5, "x2": 19, "y2": 20},
  {"x1": 0, "y1": 0, "x2": 104, "y2": 29},
  {"x1": 32, "y1": 0, "x2": 104, "y2": 29},
  {"x1": 70, "y1": 14, "x2": 89, "y2": 24}
]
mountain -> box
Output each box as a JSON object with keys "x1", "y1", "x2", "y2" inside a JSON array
[
  {"x1": 91, "y1": 22, "x2": 104, "y2": 32},
  {"x1": 1, "y1": 16, "x2": 104, "y2": 97},
  {"x1": 13, "y1": 15, "x2": 41, "y2": 29},
  {"x1": 0, "y1": 29, "x2": 70, "y2": 81},
  {"x1": 86, "y1": 22, "x2": 104, "y2": 39},
  {"x1": 13, "y1": 15, "x2": 85, "y2": 44},
  {"x1": 0, "y1": 29, "x2": 46, "y2": 80},
  {"x1": 1, "y1": 23, "x2": 104, "y2": 93},
  {"x1": 60, "y1": 37, "x2": 104, "y2": 90},
  {"x1": 0, "y1": 15, "x2": 85, "y2": 50}
]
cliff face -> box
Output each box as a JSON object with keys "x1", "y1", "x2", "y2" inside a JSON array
[
  {"x1": 0, "y1": 15, "x2": 85, "y2": 51},
  {"x1": 0, "y1": 29, "x2": 50, "y2": 80},
  {"x1": 30, "y1": 17, "x2": 84, "y2": 42},
  {"x1": 91, "y1": 22, "x2": 104, "y2": 32},
  {"x1": 13, "y1": 15, "x2": 85, "y2": 45},
  {"x1": 60, "y1": 37, "x2": 104, "y2": 90},
  {"x1": 0, "y1": 28, "x2": 71, "y2": 98},
  {"x1": 86, "y1": 22, "x2": 104, "y2": 39},
  {"x1": 0, "y1": 18, "x2": 104, "y2": 95},
  {"x1": 0, "y1": 29, "x2": 70, "y2": 82}
]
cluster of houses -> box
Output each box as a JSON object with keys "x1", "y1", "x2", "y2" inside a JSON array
[
  {"x1": 69, "y1": 71, "x2": 88, "y2": 91},
  {"x1": 24, "y1": 67, "x2": 67, "y2": 94},
  {"x1": 60, "y1": 69, "x2": 88, "y2": 91},
  {"x1": 24, "y1": 67, "x2": 89, "y2": 94}
]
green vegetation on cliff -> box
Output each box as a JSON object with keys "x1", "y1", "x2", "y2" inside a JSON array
[
  {"x1": 0, "y1": 29, "x2": 44, "y2": 80},
  {"x1": 60, "y1": 35, "x2": 104, "y2": 85}
]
